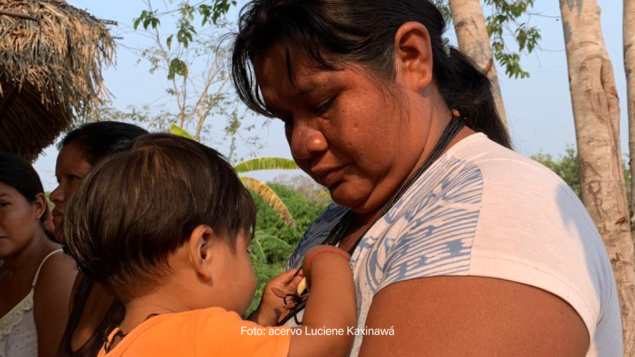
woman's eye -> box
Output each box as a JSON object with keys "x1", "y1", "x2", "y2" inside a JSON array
[
  {"x1": 315, "y1": 97, "x2": 335, "y2": 117},
  {"x1": 69, "y1": 175, "x2": 80, "y2": 181},
  {"x1": 0, "y1": 202, "x2": 8, "y2": 208}
]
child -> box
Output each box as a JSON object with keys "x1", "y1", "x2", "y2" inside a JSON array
[{"x1": 63, "y1": 134, "x2": 356, "y2": 357}]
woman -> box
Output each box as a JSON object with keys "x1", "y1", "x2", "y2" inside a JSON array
[
  {"x1": 50, "y1": 121, "x2": 148, "y2": 357},
  {"x1": 231, "y1": 0, "x2": 621, "y2": 356},
  {"x1": 0, "y1": 153, "x2": 77, "y2": 357}
]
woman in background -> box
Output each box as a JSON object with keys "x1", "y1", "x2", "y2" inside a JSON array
[
  {"x1": 50, "y1": 122, "x2": 147, "y2": 357},
  {"x1": 0, "y1": 152, "x2": 77, "y2": 357}
]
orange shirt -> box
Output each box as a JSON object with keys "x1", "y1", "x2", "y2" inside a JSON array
[{"x1": 98, "y1": 307, "x2": 291, "y2": 357}]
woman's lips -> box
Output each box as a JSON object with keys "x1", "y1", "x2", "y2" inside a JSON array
[{"x1": 312, "y1": 165, "x2": 347, "y2": 187}]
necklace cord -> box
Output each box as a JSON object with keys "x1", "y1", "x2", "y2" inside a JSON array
[{"x1": 276, "y1": 116, "x2": 466, "y2": 326}]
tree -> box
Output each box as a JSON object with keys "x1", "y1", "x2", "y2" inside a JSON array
[
  {"x1": 449, "y1": 0, "x2": 508, "y2": 126},
  {"x1": 559, "y1": 0, "x2": 635, "y2": 352},
  {"x1": 134, "y1": 0, "x2": 237, "y2": 81},
  {"x1": 531, "y1": 146, "x2": 581, "y2": 198},
  {"x1": 121, "y1": 0, "x2": 270, "y2": 163},
  {"x1": 447, "y1": 0, "x2": 541, "y2": 129},
  {"x1": 626, "y1": 0, "x2": 635, "y2": 224},
  {"x1": 532, "y1": 147, "x2": 632, "y2": 206}
]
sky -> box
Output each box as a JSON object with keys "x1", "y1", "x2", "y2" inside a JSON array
[{"x1": 32, "y1": 0, "x2": 628, "y2": 191}]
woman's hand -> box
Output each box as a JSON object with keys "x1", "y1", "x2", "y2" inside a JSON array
[{"x1": 248, "y1": 268, "x2": 304, "y2": 326}]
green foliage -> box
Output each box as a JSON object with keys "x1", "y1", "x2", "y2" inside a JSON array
[
  {"x1": 249, "y1": 260, "x2": 286, "y2": 313},
  {"x1": 532, "y1": 145, "x2": 581, "y2": 197},
  {"x1": 169, "y1": 124, "x2": 194, "y2": 139},
  {"x1": 484, "y1": 0, "x2": 541, "y2": 79},
  {"x1": 234, "y1": 158, "x2": 298, "y2": 174},
  {"x1": 531, "y1": 146, "x2": 631, "y2": 205},
  {"x1": 134, "y1": 0, "x2": 237, "y2": 80},
  {"x1": 251, "y1": 183, "x2": 330, "y2": 247},
  {"x1": 247, "y1": 182, "x2": 330, "y2": 314},
  {"x1": 437, "y1": 0, "x2": 542, "y2": 79}
]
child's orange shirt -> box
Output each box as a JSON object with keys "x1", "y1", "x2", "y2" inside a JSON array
[{"x1": 98, "y1": 307, "x2": 291, "y2": 357}]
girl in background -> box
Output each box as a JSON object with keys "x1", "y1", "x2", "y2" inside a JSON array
[{"x1": 0, "y1": 152, "x2": 77, "y2": 357}]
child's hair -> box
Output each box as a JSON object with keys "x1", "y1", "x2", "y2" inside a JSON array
[
  {"x1": 0, "y1": 152, "x2": 53, "y2": 239},
  {"x1": 59, "y1": 121, "x2": 149, "y2": 165},
  {"x1": 63, "y1": 134, "x2": 256, "y2": 301}
]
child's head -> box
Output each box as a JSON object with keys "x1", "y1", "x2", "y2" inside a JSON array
[{"x1": 64, "y1": 134, "x2": 257, "y2": 315}]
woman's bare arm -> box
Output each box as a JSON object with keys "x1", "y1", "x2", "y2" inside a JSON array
[
  {"x1": 33, "y1": 253, "x2": 78, "y2": 357},
  {"x1": 288, "y1": 245, "x2": 357, "y2": 357},
  {"x1": 359, "y1": 276, "x2": 589, "y2": 357}
]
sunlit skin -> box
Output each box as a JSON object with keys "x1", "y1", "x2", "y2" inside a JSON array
[
  {"x1": 0, "y1": 182, "x2": 77, "y2": 357},
  {"x1": 49, "y1": 141, "x2": 108, "y2": 352},
  {"x1": 0, "y1": 183, "x2": 48, "y2": 260},
  {"x1": 114, "y1": 230, "x2": 257, "y2": 348},
  {"x1": 254, "y1": 24, "x2": 474, "y2": 224},
  {"x1": 253, "y1": 21, "x2": 589, "y2": 357},
  {"x1": 49, "y1": 142, "x2": 93, "y2": 240}
]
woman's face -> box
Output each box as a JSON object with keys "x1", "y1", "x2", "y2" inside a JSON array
[
  {"x1": 49, "y1": 142, "x2": 93, "y2": 239},
  {"x1": 0, "y1": 183, "x2": 46, "y2": 258},
  {"x1": 254, "y1": 46, "x2": 432, "y2": 214}
]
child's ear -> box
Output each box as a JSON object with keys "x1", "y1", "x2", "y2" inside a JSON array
[{"x1": 188, "y1": 225, "x2": 215, "y2": 281}]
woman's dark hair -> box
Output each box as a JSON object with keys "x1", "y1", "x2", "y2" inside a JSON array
[
  {"x1": 231, "y1": 0, "x2": 511, "y2": 148},
  {"x1": 63, "y1": 134, "x2": 256, "y2": 301},
  {"x1": 0, "y1": 152, "x2": 52, "y2": 237},
  {"x1": 59, "y1": 121, "x2": 149, "y2": 165}
]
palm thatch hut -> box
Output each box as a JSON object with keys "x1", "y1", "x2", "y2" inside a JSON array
[{"x1": 0, "y1": 0, "x2": 114, "y2": 161}]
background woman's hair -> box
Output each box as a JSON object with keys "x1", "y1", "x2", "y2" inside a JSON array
[
  {"x1": 63, "y1": 134, "x2": 257, "y2": 301},
  {"x1": 0, "y1": 152, "x2": 53, "y2": 238},
  {"x1": 59, "y1": 121, "x2": 149, "y2": 165},
  {"x1": 231, "y1": 0, "x2": 511, "y2": 149}
]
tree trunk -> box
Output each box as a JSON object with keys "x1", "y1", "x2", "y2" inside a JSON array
[
  {"x1": 626, "y1": 0, "x2": 635, "y2": 226},
  {"x1": 560, "y1": 0, "x2": 635, "y2": 353},
  {"x1": 449, "y1": 0, "x2": 508, "y2": 128}
]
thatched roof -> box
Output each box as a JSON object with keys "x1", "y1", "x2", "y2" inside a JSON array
[{"x1": 0, "y1": 0, "x2": 114, "y2": 161}]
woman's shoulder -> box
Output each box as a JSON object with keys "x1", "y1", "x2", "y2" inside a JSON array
[
  {"x1": 33, "y1": 249, "x2": 77, "y2": 310},
  {"x1": 33, "y1": 249, "x2": 76, "y2": 287}
]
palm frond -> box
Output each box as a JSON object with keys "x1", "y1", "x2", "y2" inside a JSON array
[
  {"x1": 241, "y1": 176, "x2": 297, "y2": 229},
  {"x1": 250, "y1": 234, "x2": 267, "y2": 262},
  {"x1": 169, "y1": 124, "x2": 195, "y2": 140},
  {"x1": 234, "y1": 157, "x2": 298, "y2": 174}
]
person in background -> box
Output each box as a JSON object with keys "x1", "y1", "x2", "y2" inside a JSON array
[
  {"x1": 63, "y1": 134, "x2": 356, "y2": 357},
  {"x1": 50, "y1": 122, "x2": 148, "y2": 357},
  {"x1": 231, "y1": 0, "x2": 622, "y2": 356},
  {"x1": 0, "y1": 152, "x2": 77, "y2": 357}
]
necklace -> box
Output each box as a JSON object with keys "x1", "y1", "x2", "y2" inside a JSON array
[
  {"x1": 323, "y1": 114, "x2": 466, "y2": 253},
  {"x1": 276, "y1": 114, "x2": 466, "y2": 326},
  {"x1": 103, "y1": 313, "x2": 161, "y2": 352}
]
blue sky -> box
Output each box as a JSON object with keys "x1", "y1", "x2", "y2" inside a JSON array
[{"x1": 33, "y1": 0, "x2": 628, "y2": 190}]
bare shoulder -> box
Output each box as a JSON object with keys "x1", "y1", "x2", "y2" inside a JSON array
[
  {"x1": 359, "y1": 276, "x2": 589, "y2": 357},
  {"x1": 37, "y1": 252, "x2": 77, "y2": 283},
  {"x1": 34, "y1": 252, "x2": 77, "y2": 302}
]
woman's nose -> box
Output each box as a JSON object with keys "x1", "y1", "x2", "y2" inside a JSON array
[{"x1": 289, "y1": 125, "x2": 328, "y2": 160}]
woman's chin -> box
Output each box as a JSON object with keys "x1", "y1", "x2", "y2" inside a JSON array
[{"x1": 329, "y1": 183, "x2": 369, "y2": 212}]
